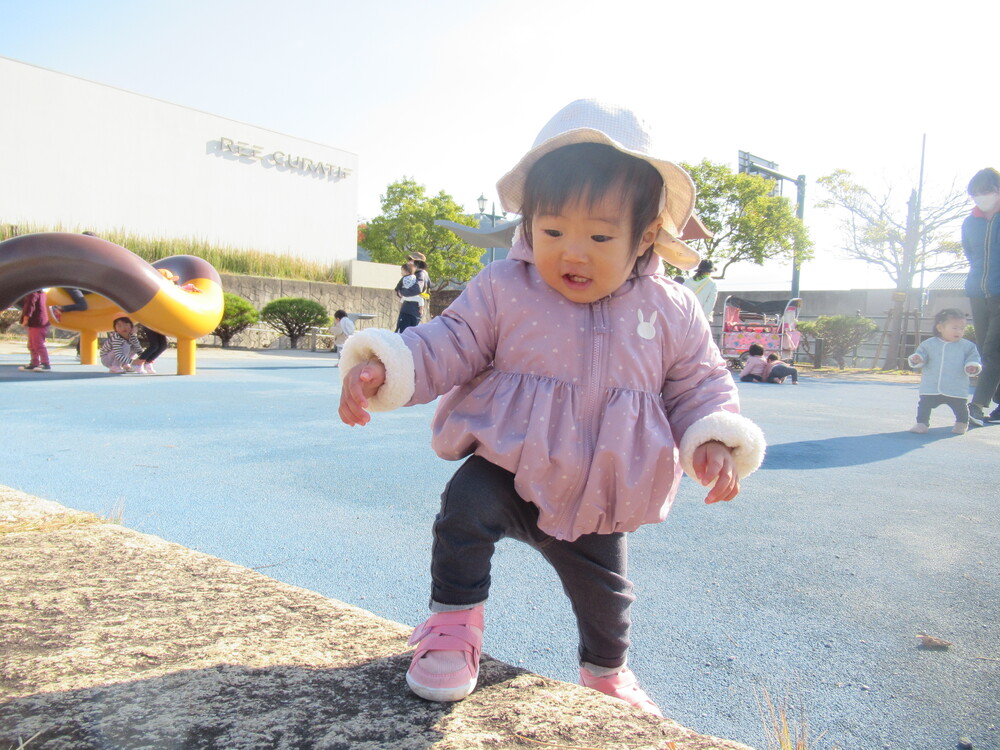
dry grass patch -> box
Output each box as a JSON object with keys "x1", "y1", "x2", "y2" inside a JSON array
[{"x1": 0, "y1": 511, "x2": 103, "y2": 536}]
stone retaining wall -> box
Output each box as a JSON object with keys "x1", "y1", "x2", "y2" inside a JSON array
[
  {"x1": 216, "y1": 273, "x2": 400, "y2": 350},
  {"x1": 0, "y1": 486, "x2": 753, "y2": 750}
]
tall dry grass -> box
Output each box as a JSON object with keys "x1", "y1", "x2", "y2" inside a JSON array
[
  {"x1": 756, "y1": 685, "x2": 831, "y2": 750},
  {"x1": 1, "y1": 222, "x2": 349, "y2": 285}
]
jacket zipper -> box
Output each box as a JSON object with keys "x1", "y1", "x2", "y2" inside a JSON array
[
  {"x1": 983, "y1": 215, "x2": 995, "y2": 298},
  {"x1": 552, "y1": 299, "x2": 608, "y2": 537},
  {"x1": 936, "y1": 340, "x2": 947, "y2": 394}
]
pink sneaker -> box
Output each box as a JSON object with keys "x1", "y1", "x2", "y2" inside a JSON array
[
  {"x1": 579, "y1": 667, "x2": 663, "y2": 717},
  {"x1": 143, "y1": 362, "x2": 157, "y2": 374},
  {"x1": 109, "y1": 362, "x2": 125, "y2": 374},
  {"x1": 406, "y1": 605, "x2": 484, "y2": 702}
]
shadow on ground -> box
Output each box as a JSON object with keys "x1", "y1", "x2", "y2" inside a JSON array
[{"x1": 762, "y1": 430, "x2": 959, "y2": 469}]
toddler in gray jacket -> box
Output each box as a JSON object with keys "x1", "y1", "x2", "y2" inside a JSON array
[{"x1": 907, "y1": 308, "x2": 982, "y2": 433}]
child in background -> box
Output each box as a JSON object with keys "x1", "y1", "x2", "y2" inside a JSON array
[
  {"x1": 330, "y1": 309, "x2": 355, "y2": 366},
  {"x1": 764, "y1": 353, "x2": 799, "y2": 384},
  {"x1": 18, "y1": 290, "x2": 51, "y2": 372},
  {"x1": 100, "y1": 316, "x2": 143, "y2": 373},
  {"x1": 131, "y1": 268, "x2": 184, "y2": 375},
  {"x1": 133, "y1": 325, "x2": 168, "y2": 375},
  {"x1": 907, "y1": 308, "x2": 981, "y2": 433},
  {"x1": 332, "y1": 309, "x2": 355, "y2": 348},
  {"x1": 739, "y1": 343, "x2": 767, "y2": 382},
  {"x1": 339, "y1": 99, "x2": 765, "y2": 715}
]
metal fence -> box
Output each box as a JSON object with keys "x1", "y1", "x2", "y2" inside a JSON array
[{"x1": 735, "y1": 310, "x2": 936, "y2": 370}]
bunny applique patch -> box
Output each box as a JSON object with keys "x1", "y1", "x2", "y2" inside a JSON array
[{"x1": 636, "y1": 310, "x2": 657, "y2": 340}]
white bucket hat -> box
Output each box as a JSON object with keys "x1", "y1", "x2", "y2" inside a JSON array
[{"x1": 496, "y1": 99, "x2": 700, "y2": 271}]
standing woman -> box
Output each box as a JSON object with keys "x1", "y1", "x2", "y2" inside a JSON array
[
  {"x1": 962, "y1": 168, "x2": 1000, "y2": 424},
  {"x1": 682, "y1": 259, "x2": 718, "y2": 322},
  {"x1": 408, "y1": 252, "x2": 432, "y2": 318}
]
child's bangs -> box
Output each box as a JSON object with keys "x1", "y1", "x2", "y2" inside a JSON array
[{"x1": 522, "y1": 143, "x2": 663, "y2": 251}]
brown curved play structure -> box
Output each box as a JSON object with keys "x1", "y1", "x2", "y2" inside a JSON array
[{"x1": 0, "y1": 233, "x2": 224, "y2": 375}]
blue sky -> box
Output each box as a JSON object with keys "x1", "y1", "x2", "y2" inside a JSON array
[{"x1": 2, "y1": 0, "x2": 995, "y2": 291}]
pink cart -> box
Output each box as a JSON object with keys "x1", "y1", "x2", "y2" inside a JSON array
[{"x1": 718, "y1": 296, "x2": 803, "y2": 370}]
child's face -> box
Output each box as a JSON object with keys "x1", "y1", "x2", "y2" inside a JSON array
[
  {"x1": 936, "y1": 317, "x2": 965, "y2": 342},
  {"x1": 531, "y1": 191, "x2": 659, "y2": 304},
  {"x1": 114, "y1": 320, "x2": 133, "y2": 337}
]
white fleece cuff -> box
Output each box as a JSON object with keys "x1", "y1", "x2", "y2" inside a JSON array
[
  {"x1": 907, "y1": 354, "x2": 923, "y2": 369},
  {"x1": 679, "y1": 411, "x2": 767, "y2": 480},
  {"x1": 338, "y1": 329, "x2": 416, "y2": 412},
  {"x1": 968, "y1": 363, "x2": 982, "y2": 375}
]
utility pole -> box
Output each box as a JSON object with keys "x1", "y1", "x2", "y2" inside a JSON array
[{"x1": 884, "y1": 135, "x2": 927, "y2": 370}]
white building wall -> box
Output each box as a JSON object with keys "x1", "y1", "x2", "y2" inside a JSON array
[{"x1": 0, "y1": 57, "x2": 358, "y2": 265}]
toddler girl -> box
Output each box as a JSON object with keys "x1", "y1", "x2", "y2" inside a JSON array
[
  {"x1": 907, "y1": 308, "x2": 981, "y2": 433},
  {"x1": 18, "y1": 289, "x2": 51, "y2": 372},
  {"x1": 339, "y1": 100, "x2": 765, "y2": 716},
  {"x1": 764, "y1": 353, "x2": 799, "y2": 384},
  {"x1": 739, "y1": 343, "x2": 768, "y2": 382},
  {"x1": 100, "y1": 316, "x2": 143, "y2": 373}
]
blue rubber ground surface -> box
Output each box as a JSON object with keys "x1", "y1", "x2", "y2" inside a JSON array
[{"x1": 2, "y1": 342, "x2": 998, "y2": 750}]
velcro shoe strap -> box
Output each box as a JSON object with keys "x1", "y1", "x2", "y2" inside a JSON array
[
  {"x1": 409, "y1": 622, "x2": 483, "y2": 653},
  {"x1": 409, "y1": 630, "x2": 482, "y2": 663},
  {"x1": 408, "y1": 608, "x2": 484, "y2": 646}
]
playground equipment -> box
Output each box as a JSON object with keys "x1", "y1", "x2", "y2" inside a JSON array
[
  {"x1": 718, "y1": 296, "x2": 803, "y2": 370},
  {"x1": 0, "y1": 233, "x2": 224, "y2": 375}
]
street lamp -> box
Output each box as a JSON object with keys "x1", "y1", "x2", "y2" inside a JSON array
[
  {"x1": 738, "y1": 151, "x2": 807, "y2": 299},
  {"x1": 477, "y1": 193, "x2": 505, "y2": 264}
]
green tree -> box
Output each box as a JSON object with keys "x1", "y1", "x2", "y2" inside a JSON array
[
  {"x1": 816, "y1": 170, "x2": 968, "y2": 368},
  {"x1": 261, "y1": 297, "x2": 329, "y2": 349},
  {"x1": 212, "y1": 292, "x2": 259, "y2": 348},
  {"x1": 798, "y1": 315, "x2": 878, "y2": 369},
  {"x1": 680, "y1": 160, "x2": 812, "y2": 279},
  {"x1": 362, "y1": 178, "x2": 482, "y2": 291},
  {"x1": 816, "y1": 170, "x2": 967, "y2": 287}
]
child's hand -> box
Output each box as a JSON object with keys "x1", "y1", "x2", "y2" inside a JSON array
[
  {"x1": 966, "y1": 364, "x2": 979, "y2": 375},
  {"x1": 692, "y1": 440, "x2": 740, "y2": 504},
  {"x1": 339, "y1": 358, "x2": 386, "y2": 426},
  {"x1": 910, "y1": 354, "x2": 923, "y2": 366}
]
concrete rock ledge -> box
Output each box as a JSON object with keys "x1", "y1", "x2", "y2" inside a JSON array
[{"x1": 0, "y1": 486, "x2": 752, "y2": 750}]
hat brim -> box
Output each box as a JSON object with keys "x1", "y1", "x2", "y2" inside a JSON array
[
  {"x1": 655, "y1": 231, "x2": 700, "y2": 271},
  {"x1": 497, "y1": 127, "x2": 696, "y2": 246},
  {"x1": 680, "y1": 213, "x2": 713, "y2": 241}
]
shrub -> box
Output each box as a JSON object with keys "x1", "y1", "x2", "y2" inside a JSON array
[
  {"x1": 965, "y1": 324, "x2": 976, "y2": 343},
  {"x1": 261, "y1": 297, "x2": 329, "y2": 349},
  {"x1": 213, "y1": 293, "x2": 259, "y2": 347},
  {"x1": 807, "y1": 315, "x2": 878, "y2": 368}
]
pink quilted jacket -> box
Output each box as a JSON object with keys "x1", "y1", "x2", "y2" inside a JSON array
[{"x1": 341, "y1": 237, "x2": 765, "y2": 541}]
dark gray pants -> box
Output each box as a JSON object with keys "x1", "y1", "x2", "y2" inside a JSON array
[
  {"x1": 970, "y1": 296, "x2": 1000, "y2": 407},
  {"x1": 430, "y1": 455, "x2": 634, "y2": 669},
  {"x1": 916, "y1": 394, "x2": 969, "y2": 425},
  {"x1": 766, "y1": 363, "x2": 798, "y2": 384}
]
